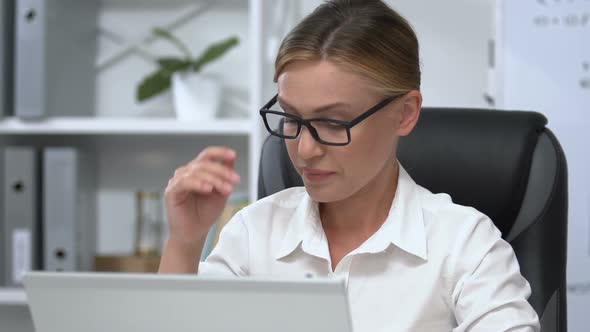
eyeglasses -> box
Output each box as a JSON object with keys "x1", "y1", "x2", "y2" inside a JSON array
[{"x1": 259, "y1": 93, "x2": 403, "y2": 146}]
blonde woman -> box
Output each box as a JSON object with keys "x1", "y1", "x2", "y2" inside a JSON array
[{"x1": 160, "y1": 0, "x2": 540, "y2": 330}]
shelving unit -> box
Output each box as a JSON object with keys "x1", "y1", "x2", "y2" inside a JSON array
[
  {"x1": 0, "y1": 117, "x2": 254, "y2": 136},
  {"x1": 0, "y1": 289, "x2": 26, "y2": 306}
]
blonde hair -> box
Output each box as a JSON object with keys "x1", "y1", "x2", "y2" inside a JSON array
[{"x1": 275, "y1": 0, "x2": 421, "y2": 96}]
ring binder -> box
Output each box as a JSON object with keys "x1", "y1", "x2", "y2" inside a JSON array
[
  {"x1": 43, "y1": 147, "x2": 96, "y2": 272},
  {"x1": 14, "y1": 0, "x2": 98, "y2": 119},
  {"x1": 2, "y1": 146, "x2": 43, "y2": 287}
]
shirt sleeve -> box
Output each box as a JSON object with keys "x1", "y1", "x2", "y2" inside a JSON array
[
  {"x1": 198, "y1": 211, "x2": 250, "y2": 277},
  {"x1": 450, "y1": 215, "x2": 541, "y2": 332}
]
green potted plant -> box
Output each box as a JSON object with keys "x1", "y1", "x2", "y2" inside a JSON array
[{"x1": 137, "y1": 27, "x2": 239, "y2": 122}]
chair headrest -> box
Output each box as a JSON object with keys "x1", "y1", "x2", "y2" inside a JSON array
[{"x1": 398, "y1": 108, "x2": 548, "y2": 235}]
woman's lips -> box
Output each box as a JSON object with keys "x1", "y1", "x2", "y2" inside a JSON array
[{"x1": 302, "y1": 168, "x2": 336, "y2": 183}]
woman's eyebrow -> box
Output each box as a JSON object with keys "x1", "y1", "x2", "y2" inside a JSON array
[{"x1": 278, "y1": 97, "x2": 351, "y2": 115}]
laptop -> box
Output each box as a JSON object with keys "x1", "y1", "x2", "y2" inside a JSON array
[{"x1": 23, "y1": 271, "x2": 353, "y2": 332}]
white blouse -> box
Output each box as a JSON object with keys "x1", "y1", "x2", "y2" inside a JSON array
[{"x1": 199, "y1": 164, "x2": 540, "y2": 332}]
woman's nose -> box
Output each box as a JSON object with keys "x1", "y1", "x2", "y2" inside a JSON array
[{"x1": 297, "y1": 126, "x2": 324, "y2": 160}]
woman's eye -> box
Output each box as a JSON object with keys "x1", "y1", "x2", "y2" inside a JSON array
[{"x1": 314, "y1": 121, "x2": 344, "y2": 130}]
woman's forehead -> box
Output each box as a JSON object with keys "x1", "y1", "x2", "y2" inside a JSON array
[{"x1": 277, "y1": 60, "x2": 377, "y2": 106}]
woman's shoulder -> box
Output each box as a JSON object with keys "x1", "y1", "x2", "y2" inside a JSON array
[
  {"x1": 250, "y1": 186, "x2": 307, "y2": 208},
  {"x1": 415, "y1": 185, "x2": 500, "y2": 241},
  {"x1": 238, "y1": 186, "x2": 308, "y2": 221},
  {"x1": 417, "y1": 186, "x2": 486, "y2": 220},
  {"x1": 415, "y1": 185, "x2": 507, "y2": 275}
]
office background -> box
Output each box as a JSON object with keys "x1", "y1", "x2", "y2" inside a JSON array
[{"x1": 0, "y1": 0, "x2": 588, "y2": 331}]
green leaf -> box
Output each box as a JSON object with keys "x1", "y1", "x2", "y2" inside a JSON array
[
  {"x1": 192, "y1": 36, "x2": 239, "y2": 71},
  {"x1": 153, "y1": 27, "x2": 192, "y2": 58},
  {"x1": 136, "y1": 68, "x2": 172, "y2": 102},
  {"x1": 157, "y1": 57, "x2": 192, "y2": 72}
]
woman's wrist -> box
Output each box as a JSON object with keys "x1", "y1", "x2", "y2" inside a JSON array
[{"x1": 159, "y1": 236, "x2": 206, "y2": 274}]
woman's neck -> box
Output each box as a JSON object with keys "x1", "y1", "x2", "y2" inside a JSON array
[{"x1": 319, "y1": 160, "x2": 399, "y2": 243}]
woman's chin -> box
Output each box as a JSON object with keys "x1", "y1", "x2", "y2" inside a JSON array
[{"x1": 304, "y1": 184, "x2": 349, "y2": 203}]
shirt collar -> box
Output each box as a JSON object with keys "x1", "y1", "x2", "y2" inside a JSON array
[
  {"x1": 274, "y1": 191, "x2": 328, "y2": 260},
  {"x1": 274, "y1": 162, "x2": 428, "y2": 261}
]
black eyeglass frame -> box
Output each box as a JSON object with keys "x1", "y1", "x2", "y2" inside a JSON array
[{"x1": 259, "y1": 93, "x2": 403, "y2": 146}]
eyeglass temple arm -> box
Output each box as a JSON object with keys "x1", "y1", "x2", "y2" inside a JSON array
[
  {"x1": 262, "y1": 94, "x2": 279, "y2": 110},
  {"x1": 348, "y1": 95, "x2": 400, "y2": 127}
]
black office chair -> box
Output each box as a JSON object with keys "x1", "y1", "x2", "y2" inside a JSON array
[{"x1": 258, "y1": 108, "x2": 568, "y2": 332}]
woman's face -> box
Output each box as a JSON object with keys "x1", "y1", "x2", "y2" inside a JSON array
[{"x1": 277, "y1": 60, "x2": 421, "y2": 203}]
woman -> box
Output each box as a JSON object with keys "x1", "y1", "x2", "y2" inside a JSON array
[{"x1": 159, "y1": 0, "x2": 540, "y2": 331}]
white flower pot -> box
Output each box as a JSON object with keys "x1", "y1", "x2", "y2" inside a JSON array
[{"x1": 172, "y1": 72, "x2": 222, "y2": 122}]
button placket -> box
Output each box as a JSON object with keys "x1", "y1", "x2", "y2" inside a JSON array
[{"x1": 332, "y1": 255, "x2": 353, "y2": 288}]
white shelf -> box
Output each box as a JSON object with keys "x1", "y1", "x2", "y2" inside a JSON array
[
  {"x1": 0, "y1": 289, "x2": 27, "y2": 306},
  {"x1": 0, "y1": 117, "x2": 253, "y2": 136}
]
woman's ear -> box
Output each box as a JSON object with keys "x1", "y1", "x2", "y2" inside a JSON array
[{"x1": 396, "y1": 90, "x2": 422, "y2": 137}]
